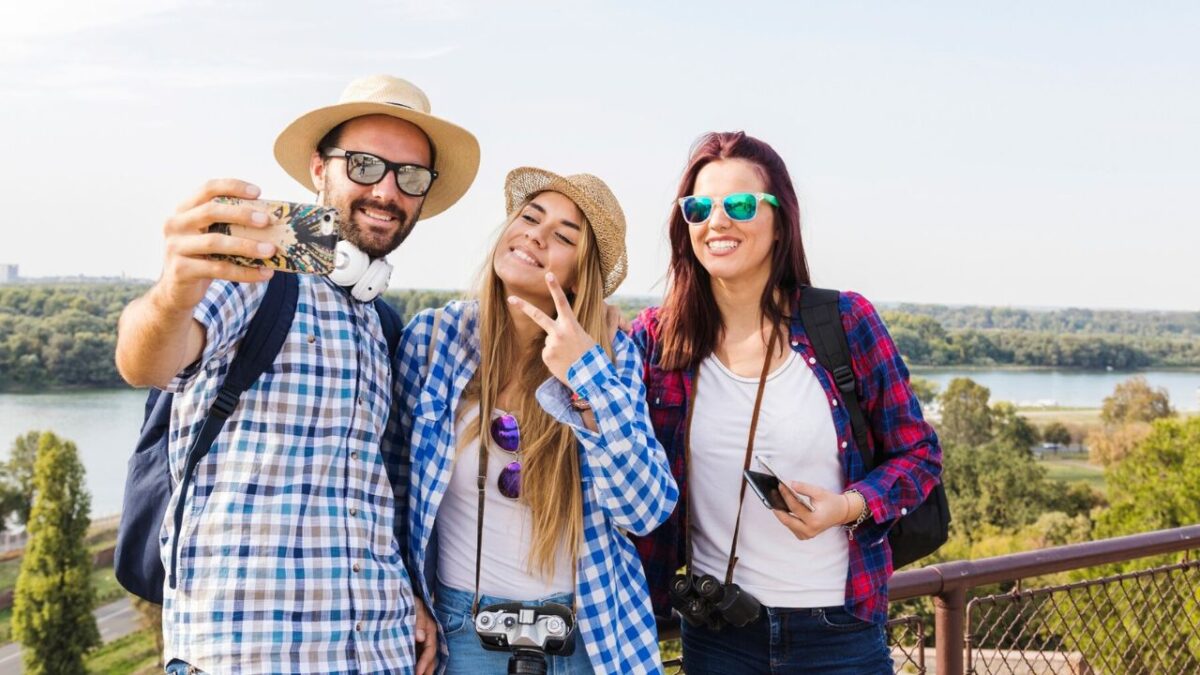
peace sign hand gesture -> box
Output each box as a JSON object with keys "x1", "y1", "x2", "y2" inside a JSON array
[{"x1": 507, "y1": 272, "x2": 599, "y2": 386}]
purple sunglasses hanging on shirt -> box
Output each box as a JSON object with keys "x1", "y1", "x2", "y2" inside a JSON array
[{"x1": 490, "y1": 413, "x2": 522, "y2": 499}]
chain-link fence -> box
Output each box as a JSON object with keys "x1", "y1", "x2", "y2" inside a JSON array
[{"x1": 965, "y1": 559, "x2": 1200, "y2": 675}]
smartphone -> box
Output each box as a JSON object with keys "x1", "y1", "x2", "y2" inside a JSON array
[
  {"x1": 755, "y1": 455, "x2": 816, "y2": 512},
  {"x1": 744, "y1": 469, "x2": 792, "y2": 511},
  {"x1": 208, "y1": 197, "x2": 340, "y2": 275}
]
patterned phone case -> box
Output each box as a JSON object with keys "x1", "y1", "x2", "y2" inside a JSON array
[{"x1": 208, "y1": 198, "x2": 340, "y2": 275}]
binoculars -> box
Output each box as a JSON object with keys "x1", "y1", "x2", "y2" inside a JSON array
[{"x1": 668, "y1": 572, "x2": 761, "y2": 630}]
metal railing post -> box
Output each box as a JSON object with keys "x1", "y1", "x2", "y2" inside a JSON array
[{"x1": 935, "y1": 586, "x2": 967, "y2": 675}]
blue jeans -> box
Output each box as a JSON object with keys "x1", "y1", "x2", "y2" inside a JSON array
[
  {"x1": 681, "y1": 604, "x2": 893, "y2": 675},
  {"x1": 434, "y1": 582, "x2": 594, "y2": 675}
]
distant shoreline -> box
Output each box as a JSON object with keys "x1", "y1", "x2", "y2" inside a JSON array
[
  {"x1": 909, "y1": 365, "x2": 1200, "y2": 374},
  {"x1": 3, "y1": 363, "x2": 1199, "y2": 395}
]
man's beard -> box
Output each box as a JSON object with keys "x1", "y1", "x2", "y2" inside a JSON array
[{"x1": 337, "y1": 196, "x2": 421, "y2": 259}]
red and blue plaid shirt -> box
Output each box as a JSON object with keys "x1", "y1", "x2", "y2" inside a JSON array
[{"x1": 629, "y1": 288, "x2": 942, "y2": 625}]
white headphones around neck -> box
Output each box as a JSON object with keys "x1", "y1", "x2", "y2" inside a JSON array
[{"x1": 328, "y1": 240, "x2": 392, "y2": 303}]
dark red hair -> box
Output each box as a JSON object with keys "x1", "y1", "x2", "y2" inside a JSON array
[{"x1": 658, "y1": 131, "x2": 811, "y2": 371}]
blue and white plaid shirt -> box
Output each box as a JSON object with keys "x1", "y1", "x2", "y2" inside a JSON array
[
  {"x1": 163, "y1": 276, "x2": 415, "y2": 674},
  {"x1": 395, "y1": 301, "x2": 678, "y2": 675}
]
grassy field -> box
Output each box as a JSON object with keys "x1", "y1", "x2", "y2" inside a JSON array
[
  {"x1": 83, "y1": 628, "x2": 160, "y2": 674},
  {"x1": 1041, "y1": 457, "x2": 1106, "y2": 492}
]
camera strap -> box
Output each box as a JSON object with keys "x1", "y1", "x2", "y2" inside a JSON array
[
  {"x1": 683, "y1": 327, "x2": 780, "y2": 586},
  {"x1": 471, "y1": 404, "x2": 580, "y2": 618}
]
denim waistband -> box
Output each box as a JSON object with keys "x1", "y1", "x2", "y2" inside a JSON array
[
  {"x1": 769, "y1": 604, "x2": 850, "y2": 616},
  {"x1": 435, "y1": 581, "x2": 574, "y2": 613}
]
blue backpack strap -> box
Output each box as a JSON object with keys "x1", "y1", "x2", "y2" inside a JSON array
[
  {"x1": 167, "y1": 272, "x2": 299, "y2": 589},
  {"x1": 372, "y1": 296, "x2": 403, "y2": 356}
]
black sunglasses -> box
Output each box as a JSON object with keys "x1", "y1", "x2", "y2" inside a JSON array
[{"x1": 323, "y1": 147, "x2": 438, "y2": 197}]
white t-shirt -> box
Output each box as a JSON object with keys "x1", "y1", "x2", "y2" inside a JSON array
[
  {"x1": 435, "y1": 405, "x2": 574, "y2": 599},
  {"x1": 689, "y1": 350, "x2": 850, "y2": 608}
]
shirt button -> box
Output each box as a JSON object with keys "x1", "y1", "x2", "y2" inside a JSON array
[
  {"x1": 808, "y1": 357, "x2": 817, "y2": 365},
  {"x1": 841, "y1": 441, "x2": 848, "y2": 449},
  {"x1": 349, "y1": 507, "x2": 358, "y2": 516},
  {"x1": 351, "y1": 451, "x2": 359, "y2": 460},
  {"x1": 353, "y1": 563, "x2": 361, "y2": 573},
  {"x1": 901, "y1": 507, "x2": 909, "y2": 516},
  {"x1": 356, "y1": 622, "x2": 363, "y2": 632},
  {"x1": 307, "y1": 334, "x2": 316, "y2": 344},
  {"x1": 832, "y1": 399, "x2": 839, "y2": 407}
]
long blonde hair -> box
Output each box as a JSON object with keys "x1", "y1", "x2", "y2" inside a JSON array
[{"x1": 460, "y1": 193, "x2": 614, "y2": 579}]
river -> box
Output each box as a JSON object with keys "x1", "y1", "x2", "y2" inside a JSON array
[{"x1": 0, "y1": 369, "x2": 1197, "y2": 517}]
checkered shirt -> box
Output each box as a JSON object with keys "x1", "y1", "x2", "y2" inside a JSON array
[
  {"x1": 162, "y1": 276, "x2": 415, "y2": 674},
  {"x1": 630, "y1": 289, "x2": 943, "y2": 626},
  {"x1": 395, "y1": 301, "x2": 679, "y2": 675}
]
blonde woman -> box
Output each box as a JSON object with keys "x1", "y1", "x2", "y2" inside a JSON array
[{"x1": 394, "y1": 168, "x2": 678, "y2": 675}]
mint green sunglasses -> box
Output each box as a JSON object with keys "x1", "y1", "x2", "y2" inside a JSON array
[{"x1": 678, "y1": 192, "x2": 779, "y2": 225}]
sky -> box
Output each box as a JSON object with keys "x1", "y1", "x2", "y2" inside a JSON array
[{"x1": 2, "y1": 0, "x2": 1198, "y2": 311}]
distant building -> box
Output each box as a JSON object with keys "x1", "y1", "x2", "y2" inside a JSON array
[{"x1": 0, "y1": 264, "x2": 16, "y2": 283}]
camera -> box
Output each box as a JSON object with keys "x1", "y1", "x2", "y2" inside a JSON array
[
  {"x1": 668, "y1": 572, "x2": 762, "y2": 630},
  {"x1": 474, "y1": 601, "x2": 576, "y2": 675}
]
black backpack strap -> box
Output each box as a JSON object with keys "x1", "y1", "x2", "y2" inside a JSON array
[
  {"x1": 798, "y1": 287, "x2": 874, "y2": 471},
  {"x1": 372, "y1": 296, "x2": 403, "y2": 357},
  {"x1": 168, "y1": 272, "x2": 299, "y2": 589}
]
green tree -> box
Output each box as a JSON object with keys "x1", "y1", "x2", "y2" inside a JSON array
[
  {"x1": 1100, "y1": 376, "x2": 1174, "y2": 425},
  {"x1": 909, "y1": 377, "x2": 939, "y2": 407},
  {"x1": 938, "y1": 377, "x2": 993, "y2": 447},
  {"x1": 991, "y1": 401, "x2": 1039, "y2": 452},
  {"x1": 11, "y1": 432, "x2": 100, "y2": 673},
  {"x1": 5, "y1": 431, "x2": 41, "y2": 525},
  {"x1": 1041, "y1": 421, "x2": 1072, "y2": 447},
  {"x1": 942, "y1": 440, "x2": 1060, "y2": 539},
  {"x1": 1097, "y1": 417, "x2": 1200, "y2": 537}
]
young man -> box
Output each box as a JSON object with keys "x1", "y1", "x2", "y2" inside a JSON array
[{"x1": 115, "y1": 75, "x2": 479, "y2": 675}]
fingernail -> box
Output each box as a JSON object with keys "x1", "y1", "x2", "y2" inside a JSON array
[
  {"x1": 545, "y1": 272, "x2": 555, "y2": 282},
  {"x1": 251, "y1": 211, "x2": 269, "y2": 224},
  {"x1": 245, "y1": 184, "x2": 261, "y2": 198},
  {"x1": 256, "y1": 242, "x2": 275, "y2": 256},
  {"x1": 259, "y1": 267, "x2": 274, "y2": 279},
  {"x1": 507, "y1": 296, "x2": 518, "y2": 304}
]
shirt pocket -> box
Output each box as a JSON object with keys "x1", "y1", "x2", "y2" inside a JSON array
[{"x1": 646, "y1": 381, "x2": 685, "y2": 439}]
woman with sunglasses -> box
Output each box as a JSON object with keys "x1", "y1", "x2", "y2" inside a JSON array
[
  {"x1": 394, "y1": 167, "x2": 678, "y2": 675},
  {"x1": 631, "y1": 132, "x2": 942, "y2": 674}
]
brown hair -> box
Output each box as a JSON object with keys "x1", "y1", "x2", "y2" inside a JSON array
[{"x1": 658, "y1": 131, "x2": 811, "y2": 371}]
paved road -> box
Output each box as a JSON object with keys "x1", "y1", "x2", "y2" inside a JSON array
[{"x1": 0, "y1": 597, "x2": 139, "y2": 674}]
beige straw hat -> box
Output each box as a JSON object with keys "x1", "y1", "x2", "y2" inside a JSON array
[
  {"x1": 274, "y1": 75, "x2": 480, "y2": 219},
  {"x1": 504, "y1": 167, "x2": 628, "y2": 297}
]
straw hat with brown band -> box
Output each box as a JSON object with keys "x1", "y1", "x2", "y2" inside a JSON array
[
  {"x1": 504, "y1": 167, "x2": 628, "y2": 297},
  {"x1": 274, "y1": 74, "x2": 480, "y2": 219}
]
